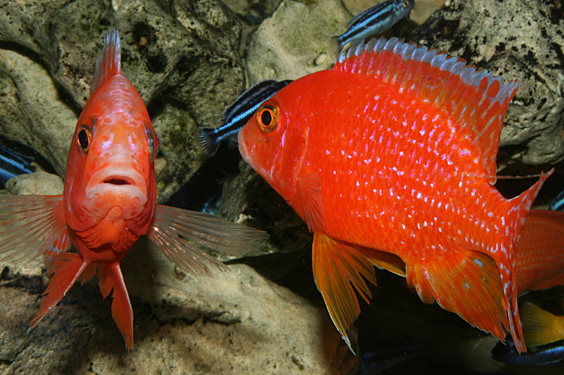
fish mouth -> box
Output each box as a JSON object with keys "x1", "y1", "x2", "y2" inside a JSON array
[{"x1": 85, "y1": 167, "x2": 148, "y2": 208}]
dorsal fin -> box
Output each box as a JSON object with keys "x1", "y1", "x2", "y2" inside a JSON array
[
  {"x1": 334, "y1": 37, "x2": 520, "y2": 184},
  {"x1": 91, "y1": 28, "x2": 122, "y2": 93}
]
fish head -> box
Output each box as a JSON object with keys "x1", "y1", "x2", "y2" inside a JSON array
[
  {"x1": 238, "y1": 85, "x2": 309, "y2": 203},
  {"x1": 63, "y1": 76, "x2": 159, "y2": 249}
]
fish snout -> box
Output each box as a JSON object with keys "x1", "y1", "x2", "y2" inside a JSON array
[{"x1": 84, "y1": 166, "x2": 149, "y2": 220}]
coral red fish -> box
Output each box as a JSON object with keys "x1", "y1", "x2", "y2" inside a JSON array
[
  {"x1": 516, "y1": 209, "x2": 564, "y2": 295},
  {"x1": 0, "y1": 29, "x2": 266, "y2": 352},
  {"x1": 238, "y1": 37, "x2": 553, "y2": 353}
]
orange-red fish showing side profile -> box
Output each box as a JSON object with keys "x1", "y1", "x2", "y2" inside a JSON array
[
  {"x1": 0, "y1": 29, "x2": 266, "y2": 352},
  {"x1": 238, "y1": 37, "x2": 553, "y2": 353}
]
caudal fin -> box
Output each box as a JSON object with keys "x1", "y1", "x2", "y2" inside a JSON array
[
  {"x1": 30, "y1": 252, "x2": 88, "y2": 327},
  {"x1": 521, "y1": 302, "x2": 564, "y2": 348},
  {"x1": 98, "y1": 263, "x2": 134, "y2": 352}
]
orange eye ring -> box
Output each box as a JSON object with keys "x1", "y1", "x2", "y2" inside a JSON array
[
  {"x1": 257, "y1": 105, "x2": 279, "y2": 133},
  {"x1": 77, "y1": 126, "x2": 92, "y2": 154}
]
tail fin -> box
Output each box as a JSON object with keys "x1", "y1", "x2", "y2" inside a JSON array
[
  {"x1": 30, "y1": 252, "x2": 88, "y2": 327},
  {"x1": 499, "y1": 169, "x2": 553, "y2": 352},
  {"x1": 521, "y1": 302, "x2": 564, "y2": 348},
  {"x1": 98, "y1": 262, "x2": 134, "y2": 352},
  {"x1": 91, "y1": 28, "x2": 121, "y2": 93},
  {"x1": 199, "y1": 127, "x2": 221, "y2": 157}
]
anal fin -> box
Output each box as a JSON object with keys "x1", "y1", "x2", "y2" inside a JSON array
[
  {"x1": 405, "y1": 250, "x2": 509, "y2": 342},
  {"x1": 312, "y1": 233, "x2": 376, "y2": 352},
  {"x1": 98, "y1": 262, "x2": 134, "y2": 352}
]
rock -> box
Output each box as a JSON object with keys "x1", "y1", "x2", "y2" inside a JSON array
[
  {"x1": 0, "y1": 0, "x2": 246, "y2": 202},
  {"x1": 0, "y1": 238, "x2": 359, "y2": 374},
  {"x1": 245, "y1": 0, "x2": 350, "y2": 85},
  {"x1": 6, "y1": 172, "x2": 64, "y2": 196},
  {"x1": 411, "y1": 0, "x2": 564, "y2": 167},
  {"x1": 341, "y1": 0, "x2": 446, "y2": 25}
]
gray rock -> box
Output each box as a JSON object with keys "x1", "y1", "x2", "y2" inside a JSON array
[
  {"x1": 245, "y1": 0, "x2": 351, "y2": 85},
  {"x1": 6, "y1": 172, "x2": 64, "y2": 196},
  {"x1": 0, "y1": 0, "x2": 246, "y2": 202},
  {"x1": 0, "y1": 238, "x2": 359, "y2": 374},
  {"x1": 412, "y1": 0, "x2": 564, "y2": 167}
]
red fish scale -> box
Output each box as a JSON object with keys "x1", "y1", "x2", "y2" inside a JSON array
[{"x1": 293, "y1": 72, "x2": 511, "y2": 268}]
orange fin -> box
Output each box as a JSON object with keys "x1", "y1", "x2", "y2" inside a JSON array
[
  {"x1": 334, "y1": 37, "x2": 520, "y2": 183},
  {"x1": 98, "y1": 263, "x2": 134, "y2": 352},
  {"x1": 516, "y1": 209, "x2": 564, "y2": 294},
  {"x1": 0, "y1": 194, "x2": 67, "y2": 263},
  {"x1": 91, "y1": 28, "x2": 121, "y2": 93},
  {"x1": 405, "y1": 250, "x2": 509, "y2": 343},
  {"x1": 360, "y1": 247, "x2": 406, "y2": 277},
  {"x1": 312, "y1": 233, "x2": 376, "y2": 352},
  {"x1": 44, "y1": 227, "x2": 71, "y2": 257},
  {"x1": 30, "y1": 252, "x2": 88, "y2": 328},
  {"x1": 292, "y1": 173, "x2": 326, "y2": 233},
  {"x1": 147, "y1": 204, "x2": 268, "y2": 276},
  {"x1": 521, "y1": 302, "x2": 564, "y2": 348}
]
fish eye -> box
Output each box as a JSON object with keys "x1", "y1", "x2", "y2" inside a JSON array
[
  {"x1": 402, "y1": 0, "x2": 409, "y2": 7},
  {"x1": 257, "y1": 104, "x2": 279, "y2": 133},
  {"x1": 77, "y1": 126, "x2": 92, "y2": 153}
]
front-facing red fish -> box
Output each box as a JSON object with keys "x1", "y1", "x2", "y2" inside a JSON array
[
  {"x1": 239, "y1": 37, "x2": 553, "y2": 353},
  {"x1": 0, "y1": 29, "x2": 266, "y2": 352}
]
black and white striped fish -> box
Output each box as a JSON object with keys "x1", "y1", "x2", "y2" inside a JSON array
[
  {"x1": 337, "y1": 0, "x2": 414, "y2": 52},
  {"x1": 0, "y1": 143, "x2": 34, "y2": 184},
  {"x1": 199, "y1": 79, "x2": 293, "y2": 157}
]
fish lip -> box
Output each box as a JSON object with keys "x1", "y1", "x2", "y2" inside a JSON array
[{"x1": 85, "y1": 167, "x2": 148, "y2": 205}]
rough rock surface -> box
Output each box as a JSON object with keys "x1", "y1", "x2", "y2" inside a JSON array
[
  {"x1": 412, "y1": 0, "x2": 564, "y2": 167},
  {"x1": 245, "y1": 0, "x2": 350, "y2": 85},
  {"x1": 0, "y1": 0, "x2": 246, "y2": 202},
  {"x1": 5, "y1": 171, "x2": 64, "y2": 196},
  {"x1": 0, "y1": 242, "x2": 358, "y2": 374}
]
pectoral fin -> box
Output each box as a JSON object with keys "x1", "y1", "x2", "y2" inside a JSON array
[
  {"x1": 405, "y1": 250, "x2": 509, "y2": 342},
  {"x1": 312, "y1": 233, "x2": 376, "y2": 352},
  {"x1": 147, "y1": 204, "x2": 268, "y2": 276},
  {"x1": 293, "y1": 173, "x2": 325, "y2": 233},
  {"x1": 0, "y1": 195, "x2": 67, "y2": 263}
]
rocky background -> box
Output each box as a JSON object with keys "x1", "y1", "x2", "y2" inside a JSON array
[{"x1": 0, "y1": 0, "x2": 564, "y2": 374}]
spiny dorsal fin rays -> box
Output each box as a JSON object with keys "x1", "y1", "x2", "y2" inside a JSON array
[
  {"x1": 91, "y1": 27, "x2": 122, "y2": 93},
  {"x1": 147, "y1": 204, "x2": 268, "y2": 276},
  {"x1": 334, "y1": 37, "x2": 520, "y2": 184}
]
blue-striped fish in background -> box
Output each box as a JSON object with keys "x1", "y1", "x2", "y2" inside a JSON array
[
  {"x1": 336, "y1": 0, "x2": 415, "y2": 53},
  {"x1": 199, "y1": 79, "x2": 293, "y2": 157},
  {"x1": 0, "y1": 143, "x2": 35, "y2": 185}
]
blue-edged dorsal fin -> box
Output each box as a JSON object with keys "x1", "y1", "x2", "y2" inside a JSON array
[
  {"x1": 334, "y1": 37, "x2": 520, "y2": 184},
  {"x1": 91, "y1": 28, "x2": 122, "y2": 94}
]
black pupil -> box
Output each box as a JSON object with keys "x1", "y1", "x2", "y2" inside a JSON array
[
  {"x1": 78, "y1": 129, "x2": 89, "y2": 150},
  {"x1": 261, "y1": 110, "x2": 272, "y2": 126}
]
